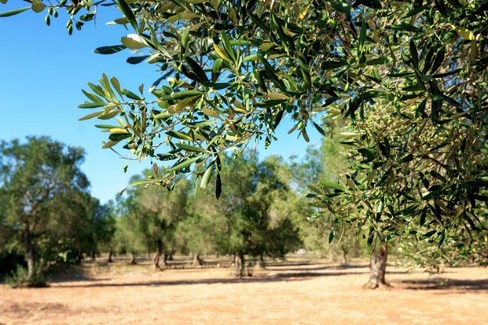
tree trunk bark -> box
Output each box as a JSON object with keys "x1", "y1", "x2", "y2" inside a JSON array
[
  {"x1": 193, "y1": 254, "x2": 203, "y2": 268},
  {"x1": 153, "y1": 239, "x2": 163, "y2": 270},
  {"x1": 234, "y1": 253, "x2": 244, "y2": 277},
  {"x1": 129, "y1": 253, "x2": 137, "y2": 265},
  {"x1": 341, "y1": 246, "x2": 348, "y2": 266},
  {"x1": 22, "y1": 220, "x2": 35, "y2": 281},
  {"x1": 366, "y1": 242, "x2": 389, "y2": 289},
  {"x1": 256, "y1": 253, "x2": 266, "y2": 269},
  {"x1": 75, "y1": 252, "x2": 83, "y2": 264},
  {"x1": 107, "y1": 249, "x2": 114, "y2": 263}
]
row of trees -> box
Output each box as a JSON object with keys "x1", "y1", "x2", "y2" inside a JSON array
[
  {"x1": 1, "y1": 134, "x2": 484, "y2": 287},
  {"x1": 0, "y1": 136, "x2": 353, "y2": 284},
  {"x1": 113, "y1": 152, "x2": 308, "y2": 276}
]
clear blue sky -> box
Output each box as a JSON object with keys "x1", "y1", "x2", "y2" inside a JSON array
[{"x1": 0, "y1": 3, "x2": 321, "y2": 203}]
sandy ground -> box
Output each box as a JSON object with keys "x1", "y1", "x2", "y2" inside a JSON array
[{"x1": 0, "y1": 259, "x2": 487, "y2": 325}]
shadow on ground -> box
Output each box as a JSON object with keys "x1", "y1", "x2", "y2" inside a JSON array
[
  {"x1": 399, "y1": 278, "x2": 488, "y2": 292},
  {"x1": 52, "y1": 267, "x2": 371, "y2": 289}
]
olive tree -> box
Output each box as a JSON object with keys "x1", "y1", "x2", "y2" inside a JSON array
[
  {"x1": 0, "y1": 136, "x2": 90, "y2": 285},
  {"x1": 2, "y1": 0, "x2": 486, "y2": 287}
]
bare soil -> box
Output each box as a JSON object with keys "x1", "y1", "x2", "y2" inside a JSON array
[{"x1": 1, "y1": 258, "x2": 487, "y2": 325}]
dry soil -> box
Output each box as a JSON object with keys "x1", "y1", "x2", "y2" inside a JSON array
[{"x1": 0, "y1": 259, "x2": 487, "y2": 324}]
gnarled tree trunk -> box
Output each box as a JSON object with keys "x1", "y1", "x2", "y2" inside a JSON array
[
  {"x1": 234, "y1": 253, "x2": 244, "y2": 277},
  {"x1": 153, "y1": 239, "x2": 164, "y2": 270},
  {"x1": 129, "y1": 253, "x2": 137, "y2": 265},
  {"x1": 256, "y1": 253, "x2": 266, "y2": 269},
  {"x1": 366, "y1": 242, "x2": 389, "y2": 289},
  {"x1": 340, "y1": 244, "x2": 349, "y2": 265},
  {"x1": 193, "y1": 254, "x2": 203, "y2": 268},
  {"x1": 107, "y1": 249, "x2": 114, "y2": 263},
  {"x1": 22, "y1": 220, "x2": 35, "y2": 281}
]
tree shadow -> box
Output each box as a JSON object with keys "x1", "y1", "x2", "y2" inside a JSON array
[
  {"x1": 266, "y1": 265, "x2": 332, "y2": 272},
  {"x1": 399, "y1": 278, "x2": 488, "y2": 292},
  {"x1": 53, "y1": 269, "x2": 368, "y2": 289}
]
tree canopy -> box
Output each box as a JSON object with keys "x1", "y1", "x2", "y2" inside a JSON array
[{"x1": 0, "y1": 137, "x2": 90, "y2": 284}]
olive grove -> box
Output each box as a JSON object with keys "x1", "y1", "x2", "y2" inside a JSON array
[{"x1": 1, "y1": 0, "x2": 486, "y2": 287}]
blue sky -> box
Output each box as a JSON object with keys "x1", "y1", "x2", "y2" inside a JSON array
[{"x1": 0, "y1": 3, "x2": 321, "y2": 203}]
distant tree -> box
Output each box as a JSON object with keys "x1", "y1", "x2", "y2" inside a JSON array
[
  {"x1": 115, "y1": 172, "x2": 190, "y2": 269},
  {"x1": 251, "y1": 156, "x2": 303, "y2": 263},
  {"x1": 176, "y1": 189, "x2": 227, "y2": 267},
  {"x1": 97, "y1": 200, "x2": 118, "y2": 263},
  {"x1": 290, "y1": 132, "x2": 367, "y2": 263},
  {"x1": 41, "y1": 190, "x2": 93, "y2": 264},
  {"x1": 200, "y1": 153, "x2": 302, "y2": 276},
  {"x1": 112, "y1": 213, "x2": 143, "y2": 265},
  {"x1": 0, "y1": 136, "x2": 90, "y2": 285},
  {"x1": 85, "y1": 198, "x2": 116, "y2": 261}
]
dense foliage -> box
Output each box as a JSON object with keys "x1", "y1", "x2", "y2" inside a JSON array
[{"x1": 0, "y1": 137, "x2": 113, "y2": 285}]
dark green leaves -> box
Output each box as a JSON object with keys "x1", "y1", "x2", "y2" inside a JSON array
[
  {"x1": 386, "y1": 24, "x2": 423, "y2": 33},
  {"x1": 431, "y1": 47, "x2": 445, "y2": 74},
  {"x1": 215, "y1": 173, "x2": 222, "y2": 199},
  {"x1": 328, "y1": 229, "x2": 335, "y2": 244},
  {"x1": 434, "y1": 0, "x2": 448, "y2": 16},
  {"x1": 354, "y1": 0, "x2": 383, "y2": 9},
  {"x1": 321, "y1": 61, "x2": 348, "y2": 70},
  {"x1": 94, "y1": 45, "x2": 126, "y2": 55},
  {"x1": 358, "y1": 148, "x2": 376, "y2": 163},
  {"x1": 409, "y1": 39, "x2": 419, "y2": 69},
  {"x1": 184, "y1": 56, "x2": 209, "y2": 84},
  {"x1": 366, "y1": 57, "x2": 389, "y2": 65},
  {"x1": 127, "y1": 55, "x2": 150, "y2": 64}
]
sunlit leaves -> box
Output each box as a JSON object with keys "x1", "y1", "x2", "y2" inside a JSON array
[
  {"x1": 121, "y1": 34, "x2": 147, "y2": 49},
  {"x1": 116, "y1": 0, "x2": 137, "y2": 31},
  {"x1": 31, "y1": 2, "x2": 46, "y2": 13},
  {"x1": 0, "y1": 6, "x2": 29, "y2": 17}
]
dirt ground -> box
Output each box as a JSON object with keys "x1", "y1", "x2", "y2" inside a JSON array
[{"x1": 0, "y1": 258, "x2": 487, "y2": 325}]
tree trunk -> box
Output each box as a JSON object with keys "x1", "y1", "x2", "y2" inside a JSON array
[
  {"x1": 366, "y1": 242, "x2": 389, "y2": 289},
  {"x1": 193, "y1": 254, "x2": 203, "y2": 268},
  {"x1": 341, "y1": 246, "x2": 348, "y2": 266},
  {"x1": 234, "y1": 253, "x2": 244, "y2": 277},
  {"x1": 129, "y1": 253, "x2": 137, "y2": 265},
  {"x1": 107, "y1": 249, "x2": 114, "y2": 263},
  {"x1": 75, "y1": 252, "x2": 83, "y2": 264},
  {"x1": 153, "y1": 239, "x2": 163, "y2": 270},
  {"x1": 256, "y1": 253, "x2": 266, "y2": 269},
  {"x1": 22, "y1": 220, "x2": 35, "y2": 281}
]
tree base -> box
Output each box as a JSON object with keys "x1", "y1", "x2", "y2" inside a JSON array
[{"x1": 363, "y1": 280, "x2": 391, "y2": 290}]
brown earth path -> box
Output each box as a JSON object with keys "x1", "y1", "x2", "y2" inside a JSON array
[{"x1": 1, "y1": 262, "x2": 487, "y2": 325}]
